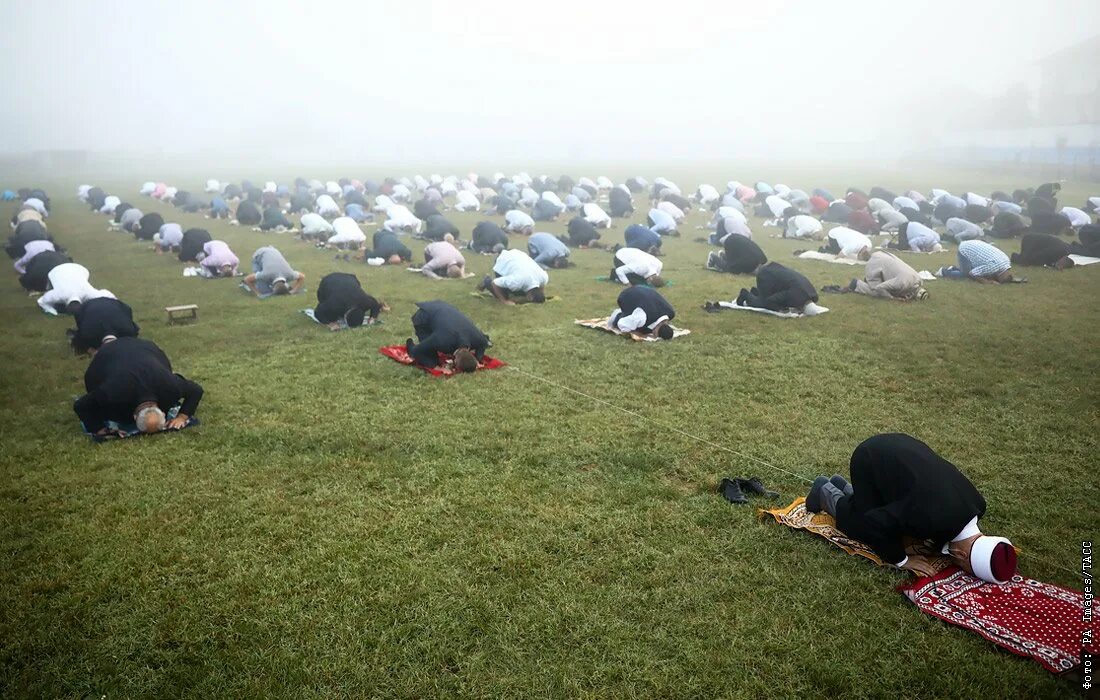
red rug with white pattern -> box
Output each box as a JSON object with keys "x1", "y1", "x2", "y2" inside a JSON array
[
  {"x1": 898, "y1": 566, "x2": 1094, "y2": 674},
  {"x1": 378, "y1": 345, "x2": 505, "y2": 377}
]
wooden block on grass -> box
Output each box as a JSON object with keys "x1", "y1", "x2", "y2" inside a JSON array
[{"x1": 166, "y1": 304, "x2": 198, "y2": 325}]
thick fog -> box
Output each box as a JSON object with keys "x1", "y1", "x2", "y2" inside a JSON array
[{"x1": 3, "y1": 0, "x2": 1098, "y2": 168}]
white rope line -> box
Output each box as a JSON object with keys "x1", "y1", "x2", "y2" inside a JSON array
[
  {"x1": 507, "y1": 364, "x2": 1085, "y2": 581},
  {"x1": 506, "y1": 364, "x2": 815, "y2": 484}
]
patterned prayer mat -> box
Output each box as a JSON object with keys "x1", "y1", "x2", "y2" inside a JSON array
[
  {"x1": 574, "y1": 317, "x2": 691, "y2": 342},
  {"x1": 378, "y1": 345, "x2": 506, "y2": 377}
]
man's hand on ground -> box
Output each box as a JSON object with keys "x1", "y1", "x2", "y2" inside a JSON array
[{"x1": 166, "y1": 415, "x2": 189, "y2": 430}]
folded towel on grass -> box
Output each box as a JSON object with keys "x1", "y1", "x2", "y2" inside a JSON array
[
  {"x1": 81, "y1": 405, "x2": 199, "y2": 443},
  {"x1": 795, "y1": 251, "x2": 864, "y2": 265},
  {"x1": 715, "y1": 301, "x2": 828, "y2": 318},
  {"x1": 301, "y1": 308, "x2": 383, "y2": 329},
  {"x1": 378, "y1": 344, "x2": 506, "y2": 377},
  {"x1": 899, "y1": 567, "x2": 1095, "y2": 675},
  {"x1": 574, "y1": 317, "x2": 691, "y2": 341}
]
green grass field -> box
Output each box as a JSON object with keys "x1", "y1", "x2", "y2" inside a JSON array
[{"x1": 1, "y1": 169, "x2": 1097, "y2": 698}]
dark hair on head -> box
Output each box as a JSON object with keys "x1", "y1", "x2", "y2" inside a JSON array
[
  {"x1": 345, "y1": 307, "x2": 367, "y2": 328},
  {"x1": 66, "y1": 300, "x2": 82, "y2": 314},
  {"x1": 528, "y1": 287, "x2": 546, "y2": 304},
  {"x1": 657, "y1": 324, "x2": 674, "y2": 340},
  {"x1": 453, "y1": 347, "x2": 478, "y2": 373}
]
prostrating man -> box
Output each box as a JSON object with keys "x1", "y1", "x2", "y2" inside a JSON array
[
  {"x1": 987, "y1": 211, "x2": 1028, "y2": 239},
  {"x1": 117, "y1": 207, "x2": 143, "y2": 234},
  {"x1": 647, "y1": 207, "x2": 678, "y2": 236},
  {"x1": 368, "y1": 229, "x2": 413, "y2": 264},
  {"x1": 69, "y1": 297, "x2": 140, "y2": 354},
  {"x1": 805, "y1": 433, "x2": 1017, "y2": 582},
  {"x1": 1009, "y1": 233, "x2": 1074, "y2": 269},
  {"x1": 470, "y1": 221, "x2": 509, "y2": 254},
  {"x1": 299, "y1": 212, "x2": 335, "y2": 241},
  {"x1": 326, "y1": 216, "x2": 367, "y2": 250},
  {"x1": 243, "y1": 246, "x2": 306, "y2": 296},
  {"x1": 581, "y1": 202, "x2": 612, "y2": 229},
  {"x1": 610, "y1": 246, "x2": 664, "y2": 286},
  {"x1": 624, "y1": 224, "x2": 661, "y2": 254},
  {"x1": 74, "y1": 337, "x2": 203, "y2": 437},
  {"x1": 13, "y1": 239, "x2": 56, "y2": 274},
  {"x1": 608, "y1": 186, "x2": 634, "y2": 217},
  {"x1": 957, "y1": 240, "x2": 1013, "y2": 283},
  {"x1": 37, "y1": 262, "x2": 115, "y2": 315},
  {"x1": 405, "y1": 300, "x2": 490, "y2": 371},
  {"x1": 503, "y1": 208, "x2": 535, "y2": 235},
  {"x1": 199, "y1": 240, "x2": 240, "y2": 277},
  {"x1": 849, "y1": 251, "x2": 926, "y2": 300},
  {"x1": 382, "y1": 205, "x2": 422, "y2": 234},
  {"x1": 566, "y1": 216, "x2": 602, "y2": 248},
  {"x1": 478, "y1": 248, "x2": 549, "y2": 304},
  {"x1": 154, "y1": 223, "x2": 183, "y2": 253},
  {"x1": 421, "y1": 235, "x2": 467, "y2": 279},
  {"x1": 892, "y1": 221, "x2": 942, "y2": 253},
  {"x1": 314, "y1": 272, "x2": 386, "y2": 329},
  {"x1": 422, "y1": 214, "x2": 460, "y2": 242},
  {"x1": 785, "y1": 214, "x2": 824, "y2": 240},
  {"x1": 19, "y1": 249, "x2": 70, "y2": 292},
  {"x1": 527, "y1": 232, "x2": 570, "y2": 269},
  {"x1": 733, "y1": 262, "x2": 824, "y2": 314},
  {"x1": 944, "y1": 217, "x2": 984, "y2": 243},
  {"x1": 260, "y1": 206, "x2": 292, "y2": 231},
  {"x1": 235, "y1": 200, "x2": 262, "y2": 226},
  {"x1": 821, "y1": 226, "x2": 873, "y2": 260},
  {"x1": 134, "y1": 212, "x2": 164, "y2": 241},
  {"x1": 608, "y1": 285, "x2": 675, "y2": 339},
  {"x1": 179, "y1": 228, "x2": 212, "y2": 262},
  {"x1": 707, "y1": 234, "x2": 767, "y2": 274}
]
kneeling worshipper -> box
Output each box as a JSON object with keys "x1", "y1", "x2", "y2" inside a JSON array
[
  {"x1": 300, "y1": 212, "x2": 335, "y2": 241},
  {"x1": 478, "y1": 248, "x2": 549, "y2": 304},
  {"x1": 608, "y1": 285, "x2": 676, "y2": 340},
  {"x1": 624, "y1": 224, "x2": 661, "y2": 254},
  {"x1": 957, "y1": 240, "x2": 1014, "y2": 283},
  {"x1": 13, "y1": 238, "x2": 56, "y2": 275},
  {"x1": 134, "y1": 212, "x2": 164, "y2": 240},
  {"x1": 74, "y1": 337, "x2": 203, "y2": 438},
  {"x1": 471, "y1": 221, "x2": 509, "y2": 254},
  {"x1": 326, "y1": 216, "x2": 367, "y2": 250},
  {"x1": 583, "y1": 202, "x2": 613, "y2": 229},
  {"x1": 892, "y1": 221, "x2": 943, "y2": 253},
  {"x1": 849, "y1": 251, "x2": 927, "y2": 300},
  {"x1": 382, "y1": 205, "x2": 422, "y2": 234},
  {"x1": 117, "y1": 206, "x2": 143, "y2": 234},
  {"x1": 235, "y1": 200, "x2": 262, "y2": 226},
  {"x1": 707, "y1": 233, "x2": 767, "y2": 274},
  {"x1": 243, "y1": 246, "x2": 305, "y2": 296},
  {"x1": 420, "y1": 235, "x2": 467, "y2": 279},
  {"x1": 503, "y1": 208, "x2": 535, "y2": 235},
  {"x1": 987, "y1": 211, "x2": 1028, "y2": 239},
  {"x1": 733, "y1": 262, "x2": 826, "y2": 314},
  {"x1": 422, "y1": 214, "x2": 460, "y2": 241},
  {"x1": 610, "y1": 246, "x2": 664, "y2": 287},
  {"x1": 7, "y1": 220, "x2": 52, "y2": 259},
  {"x1": 821, "y1": 226, "x2": 873, "y2": 260},
  {"x1": 1010, "y1": 233, "x2": 1075, "y2": 269},
  {"x1": 37, "y1": 262, "x2": 115, "y2": 315},
  {"x1": 178, "y1": 228, "x2": 213, "y2": 262},
  {"x1": 368, "y1": 229, "x2": 413, "y2": 264},
  {"x1": 806, "y1": 433, "x2": 1017, "y2": 582},
  {"x1": 944, "y1": 217, "x2": 984, "y2": 243},
  {"x1": 199, "y1": 240, "x2": 240, "y2": 277},
  {"x1": 785, "y1": 214, "x2": 824, "y2": 240},
  {"x1": 406, "y1": 300, "x2": 491, "y2": 371},
  {"x1": 566, "y1": 216, "x2": 602, "y2": 248},
  {"x1": 527, "y1": 231, "x2": 570, "y2": 269},
  {"x1": 260, "y1": 206, "x2": 292, "y2": 231},
  {"x1": 314, "y1": 272, "x2": 387, "y2": 329},
  {"x1": 19, "y1": 249, "x2": 71, "y2": 292},
  {"x1": 69, "y1": 297, "x2": 140, "y2": 354},
  {"x1": 154, "y1": 223, "x2": 183, "y2": 253},
  {"x1": 646, "y1": 207, "x2": 678, "y2": 236}
]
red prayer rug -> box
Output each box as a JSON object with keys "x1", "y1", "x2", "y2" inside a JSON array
[
  {"x1": 899, "y1": 566, "x2": 1094, "y2": 675},
  {"x1": 378, "y1": 345, "x2": 506, "y2": 377}
]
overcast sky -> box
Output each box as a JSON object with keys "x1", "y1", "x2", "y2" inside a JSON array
[{"x1": 3, "y1": 1, "x2": 1098, "y2": 165}]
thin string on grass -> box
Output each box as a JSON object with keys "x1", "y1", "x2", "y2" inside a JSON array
[{"x1": 506, "y1": 364, "x2": 1085, "y2": 582}]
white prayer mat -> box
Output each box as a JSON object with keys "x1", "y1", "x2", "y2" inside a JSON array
[
  {"x1": 918, "y1": 270, "x2": 937, "y2": 281},
  {"x1": 575, "y1": 317, "x2": 691, "y2": 342},
  {"x1": 715, "y1": 301, "x2": 829, "y2": 318},
  {"x1": 301, "y1": 308, "x2": 383, "y2": 330},
  {"x1": 1068, "y1": 254, "x2": 1100, "y2": 266},
  {"x1": 796, "y1": 250, "x2": 863, "y2": 265}
]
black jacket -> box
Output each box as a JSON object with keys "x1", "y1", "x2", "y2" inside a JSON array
[
  {"x1": 178, "y1": 228, "x2": 212, "y2": 262},
  {"x1": 408, "y1": 301, "x2": 489, "y2": 368},
  {"x1": 471, "y1": 222, "x2": 509, "y2": 253},
  {"x1": 722, "y1": 234, "x2": 767, "y2": 274},
  {"x1": 135, "y1": 212, "x2": 164, "y2": 240},
  {"x1": 836, "y1": 433, "x2": 986, "y2": 564},
  {"x1": 74, "y1": 337, "x2": 203, "y2": 432},
  {"x1": 615, "y1": 286, "x2": 675, "y2": 332},
  {"x1": 19, "y1": 250, "x2": 71, "y2": 292},
  {"x1": 370, "y1": 231, "x2": 412, "y2": 261},
  {"x1": 71, "y1": 297, "x2": 140, "y2": 353},
  {"x1": 315, "y1": 273, "x2": 381, "y2": 324}
]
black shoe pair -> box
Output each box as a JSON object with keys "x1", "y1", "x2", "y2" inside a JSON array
[
  {"x1": 702, "y1": 301, "x2": 722, "y2": 314},
  {"x1": 719, "y1": 477, "x2": 779, "y2": 505}
]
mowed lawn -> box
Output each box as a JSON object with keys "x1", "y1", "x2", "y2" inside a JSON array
[{"x1": 1, "y1": 168, "x2": 1097, "y2": 698}]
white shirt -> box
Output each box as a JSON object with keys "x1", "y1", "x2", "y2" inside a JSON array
[
  {"x1": 867, "y1": 198, "x2": 894, "y2": 215},
  {"x1": 1088, "y1": 196, "x2": 1100, "y2": 211},
  {"x1": 38, "y1": 263, "x2": 114, "y2": 314},
  {"x1": 991, "y1": 201, "x2": 1023, "y2": 215},
  {"x1": 612, "y1": 247, "x2": 662, "y2": 284},
  {"x1": 541, "y1": 191, "x2": 564, "y2": 207},
  {"x1": 391, "y1": 184, "x2": 412, "y2": 201},
  {"x1": 904, "y1": 221, "x2": 941, "y2": 252},
  {"x1": 23, "y1": 198, "x2": 48, "y2": 216},
  {"x1": 205, "y1": 179, "x2": 221, "y2": 193},
  {"x1": 893, "y1": 196, "x2": 918, "y2": 211},
  {"x1": 582, "y1": 203, "x2": 611, "y2": 227},
  {"x1": 773, "y1": 184, "x2": 791, "y2": 197},
  {"x1": 711, "y1": 206, "x2": 746, "y2": 228},
  {"x1": 1061, "y1": 207, "x2": 1090, "y2": 228},
  {"x1": 328, "y1": 217, "x2": 365, "y2": 245},
  {"x1": 77, "y1": 184, "x2": 92, "y2": 201},
  {"x1": 504, "y1": 209, "x2": 534, "y2": 232},
  {"x1": 264, "y1": 181, "x2": 277, "y2": 194},
  {"x1": 656, "y1": 201, "x2": 685, "y2": 222},
  {"x1": 414, "y1": 175, "x2": 430, "y2": 191},
  {"x1": 613, "y1": 306, "x2": 669, "y2": 333},
  {"x1": 14, "y1": 240, "x2": 55, "y2": 273},
  {"x1": 596, "y1": 176, "x2": 614, "y2": 190},
  {"x1": 828, "y1": 227, "x2": 872, "y2": 258},
  {"x1": 877, "y1": 209, "x2": 908, "y2": 230},
  {"x1": 786, "y1": 215, "x2": 822, "y2": 239},
  {"x1": 945, "y1": 217, "x2": 982, "y2": 241},
  {"x1": 158, "y1": 223, "x2": 183, "y2": 247},
  {"x1": 315, "y1": 195, "x2": 341, "y2": 217},
  {"x1": 383, "y1": 206, "x2": 422, "y2": 233},
  {"x1": 648, "y1": 208, "x2": 677, "y2": 234},
  {"x1": 519, "y1": 188, "x2": 539, "y2": 208},
  {"x1": 722, "y1": 216, "x2": 752, "y2": 239},
  {"x1": 139, "y1": 181, "x2": 156, "y2": 196},
  {"x1": 300, "y1": 213, "x2": 334, "y2": 236},
  {"x1": 163, "y1": 186, "x2": 178, "y2": 200},
  {"x1": 373, "y1": 195, "x2": 395, "y2": 213},
  {"x1": 100, "y1": 195, "x2": 121, "y2": 213},
  {"x1": 765, "y1": 195, "x2": 791, "y2": 218},
  {"x1": 578, "y1": 177, "x2": 598, "y2": 190},
  {"x1": 455, "y1": 191, "x2": 480, "y2": 212},
  {"x1": 965, "y1": 192, "x2": 989, "y2": 207},
  {"x1": 492, "y1": 249, "x2": 548, "y2": 292}
]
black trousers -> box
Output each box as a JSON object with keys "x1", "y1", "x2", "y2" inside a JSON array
[{"x1": 611, "y1": 256, "x2": 646, "y2": 285}]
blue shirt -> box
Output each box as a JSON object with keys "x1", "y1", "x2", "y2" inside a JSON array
[
  {"x1": 527, "y1": 232, "x2": 569, "y2": 267},
  {"x1": 345, "y1": 203, "x2": 369, "y2": 222},
  {"x1": 211, "y1": 197, "x2": 228, "y2": 213},
  {"x1": 625, "y1": 224, "x2": 661, "y2": 251},
  {"x1": 958, "y1": 240, "x2": 1011, "y2": 278}
]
